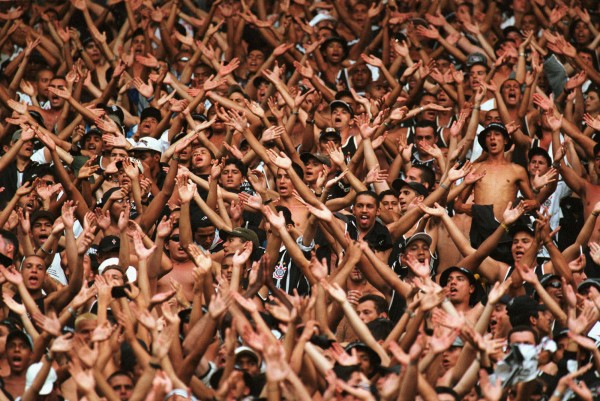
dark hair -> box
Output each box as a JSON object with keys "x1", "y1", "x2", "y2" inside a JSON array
[
  {"x1": 366, "y1": 318, "x2": 393, "y2": 341},
  {"x1": 227, "y1": 85, "x2": 250, "y2": 101},
  {"x1": 358, "y1": 294, "x2": 388, "y2": 314},
  {"x1": 355, "y1": 190, "x2": 379, "y2": 206},
  {"x1": 335, "y1": 90, "x2": 353, "y2": 100},
  {"x1": 107, "y1": 370, "x2": 134, "y2": 383},
  {"x1": 291, "y1": 161, "x2": 304, "y2": 181},
  {"x1": 508, "y1": 325, "x2": 539, "y2": 345},
  {"x1": 415, "y1": 120, "x2": 438, "y2": 134},
  {"x1": 0, "y1": 229, "x2": 18, "y2": 261},
  {"x1": 435, "y1": 387, "x2": 460, "y2": 401},
  {"x1": 223, "y1": 158, "x2": 248, "y2": 177},
  {"x1": 411, "y1": 165, "x2": 436, "y2": 189},
  {"x1": 378, "y1": 189, "x2": 399, "y2": 201}
]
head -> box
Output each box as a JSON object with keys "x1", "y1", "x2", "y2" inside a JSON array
[
  {"x1": 82, "y1": 130, "x2": 103, "y2": 155},
  {"x1": 490, "y1": 298, "x2": 512, "y2": 338},
  {"x1": 330, "y1": 101, "x2": 353, "y2": 129},
  {"x1": 405, "y1": 165, "x2": 436, "y2": 190},
  {"x1": 441, "y1": 268, "x2": 475, "y2": 305},
  {"x1": 21, "y1": 255, "x2": 47, "y2": 292},
  {"x1": 414, "y1": 121, "x2": 438, "y2": 156},
  {"x1": 220, "y1": 158, "x2": 247, "y2": 191},
  {"x1": 349, "y1": 62, "x2": 372, "y2": 91},
  {"x1": 511, "y1": 227, "x2": 535, "y2": 262},
  {"x1": 74, "y1": 313, "x2": 98, "y2": 344},
  {"x1": 6, "y1": 331, "x2": 33, "y2": 374},
  {"x1": 468, "y1": 63, "x2": 488, "y2": 90},
  {"x1": 527, "y1": 148, "x2": 551, "y2": 177},
  {"x1": 378, "y1": 190, "x2": 399, "y2": 214},
  {"x1": 220, "y1": 253, "x2": 234, "y2": 282},
  {"x1": 35, "y1": 68, "x2": 54, "y2": 100},
  {"x1": 48, "y1": 77, "x2": 67, "y2": 109},
  {"x1": 301, "y1": 153, "x2": 330, "y2": 184},
  {"x1": 356, "y1": 295, "x2": 388, "y2": 324},
  {"x1": 585, "y1": 87, "x2": 600, "y2": 114},
  {"x1": 401, "y1": 234, "x2": 432, "y2": 267},
  {"x1": 508, "y1": 325, "x2": 538, "y2": 346},
  {"x1": 501, "y1": 79, "x2": 522, "y2": 107},
  {"x1": 481, "y1": 124, "x2": 511, "y2": 155},
  {"x1": 222, "y1": 228, "x2": 258, "y2": 257},
  {"x1": 31, "y1": 212, "x2": 54, "y2": 247},
  {"x1": 322, "y1": 37, "x2": 347, "y2": 65},
  {"x1": 276, "y1": 163, "x2": 304, "y2": 198},
  {"x1": 484, "y1": 109, "x2": 502, "y2": 126},
  {"x1": 235, "y1": 349, "x2": 260, "y2": 376},
  {"x1": 397, "y1": 183, "x2": 426, "y2": 213},
  {"x1": 0, "y1": 229, "x2": 19, "y2": 260},
  {"x1": 166, "y1": 226, "x2": 189, "y2": 263},
  {"x1": 246, "y1": 48, "x2": 266, "y2": 73},
  {"x1": 108, "y1": 371, "x2": 135, "y2": 401},
  {"x1": 352, "y1": 191, "x2": 379, "y2": 232}
]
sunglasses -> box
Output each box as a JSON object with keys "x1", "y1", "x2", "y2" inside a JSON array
[{"x1": 169, "y1": 235, "x2": 180, "y2": 242}]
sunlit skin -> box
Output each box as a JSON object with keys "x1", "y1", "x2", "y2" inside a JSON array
[
  {"x1": 509, "y1": 330, "x2": 536, "y2": 346},
  {"x1": 356, "y1": 300, "x2": 385, "y2": 324},
  {"x1": 468, "y1": 65, "x2": 487, "y2": 90},
  {"x1": 489, "y1": 303, "x2": 511, "y2": 338},
  {"x1": 352, "y1": 194, "x2": 378, "y2": 233},
  {"x1": 585, "y1": 90, "x2": 600, "y2": 114},
  {"x1": 445, "y1": 271, "x2": 474, "y2": 305},
  {"x1": 380, "y1": 194, "x2": 399, "y2": 214},
  {"x1": 31, "y1": 217, "x2": 52, "y2": 247},
  {"x1": 501, "y1": 79, "x2": 522, "y2": 107},
  {"x1": 527, "y1": 155, "x2": 550, "y2": 178},
  {"x1": 397, "y1": 186, "x2": 423, "y2": 214},
  {"x1": 109, "y1": 374, "x2": 134, "y2": 401},
  {"x1": 511, "y1": 232, "x2": 534, "y2": 262}
]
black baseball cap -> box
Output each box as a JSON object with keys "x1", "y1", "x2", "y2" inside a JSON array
[
  {"x1": 300, "y1": 152, "x2": 332, "y2": 167},
  {"x1": 329, "y1": 100, "x2": 354, "y2": 117},
  {"x1": 319, "y1": 127, "x2": 342, "y2": 142},
  {"x1": 30, "y1": 210, "x2": 55, "y2": 226},
  {"x1": 140, "y1": 107, "x2": 162, "y2": 123},
  {"x1": 391, "y1": 179, "x2": 428, "y2": 196},
  {"x1": 439, "y1": 266, "x2": 476, "y2": 287},
  {"x1": 98, "y1": 236, "x2": 120, "y2": 253}
]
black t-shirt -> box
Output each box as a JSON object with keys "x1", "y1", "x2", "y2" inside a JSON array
[{"x1": 345, "y1": 215, "x2": 393, "y2": 252}]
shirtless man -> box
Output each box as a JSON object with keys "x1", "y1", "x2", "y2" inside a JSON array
[
  {"x1": 456, "y1": 123, "x2": 539, "y2": 263},
  {"x1": 29, "y1": 76, "x2": 68, "y2": 130},
  {"x1": 1, "y1": 331, "x2": 32, "y2": 399},
  {"x1": 158, "y1": 225, "x2": 195, "y2": 301},
  {"x1": 555, "y1": 143, "x2": 600, "y2": 243}
]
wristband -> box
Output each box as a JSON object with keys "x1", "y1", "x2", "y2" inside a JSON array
[
  {"x1": 263, "y1": 198, "x2": 274, "y2": 205},
  {"x1": 532, "y1": 187, "x2": 540, "y2": 194},
  {"x1": 406, "y1": 309, "x2": 416, "y2": 318},
  {"x1": 500, "y1": 222, "x2": 510, "y2": 233},
  {"x1": 383, "y1": 121, "x2": 390, "y2": 128},
  {"x1": 306, "y1": 119, "x2": 315, "y2": 125},
  {"x1": 440, "y1": 182, "x2": 450, "y2": 191},
  {"x1": 552, "y1": 390, "x2": 562, "y2": 398},
  {"x1": 45, "y1": 353, "x2": 53, "y2": 362},
  {"x1": 149, "y1": 362, "x2": 161, "y2": 369},
  {"x1": 593, "y1": 211, "x2": 600, "y2": 217},
  {"x1": 291, "y1": 110, "x2": 299, "y2": 115},
  {"x1": 68, "y1": 307, "x2": 77, "y2": 318},
  {"x1": 474, "y1": 105, "x2": 481, "y2": 110},
  {"x1": 519, "y1": 52, "x2": 526, "y2": 57},
  {"x1": 552, "y1": 161, "x2": 561, "y2": 169},
  {"x1": 40, "y1": 246, "x2": 54, "y2": 255}
]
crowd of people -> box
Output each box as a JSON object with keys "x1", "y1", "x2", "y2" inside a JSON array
[{"x1": 0, "y1": 0, "x2": 599, "y2": 400}]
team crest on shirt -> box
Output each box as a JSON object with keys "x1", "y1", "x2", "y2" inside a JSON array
[{"x1": 273, "y1": 263, "x2": 287, "y2": 279}]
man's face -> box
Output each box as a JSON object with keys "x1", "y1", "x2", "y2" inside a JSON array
[
  {"x1": 220, "y1": 255, "x2": 233, "y2": 282},
  {"x1": 246, "y1": 50, "x2": 266, "y2": 73},
  {"x1": 367, "y1": 82, "x2": 388, "y2": 99},
  {"x1": 220, "y1": 163, "x2": 244, "y2": 191},
  {"x1": 353, "y1": 194, "x2": 378, "y2": 231},
  {"x1": 445, "y1": 271, "x2": 474, "y2": 304},
  {"x1": 32, "y1": 217, "x2": 53, "y2": 247},
  {"x1": 418, "y1": 95, "x2": 438, "y2": 121},
  {"x1": 350, "y1": 64, "x2": 371, "y2": 89},
  {"x1": 484, "y1": 130, "x2": 507, "y2": 154},
  {"x1": 469, "y1": 65, "x2": 487, "y2": 89},
  {"x1": 21, "y1": 256, "x2": 46, "y2": 291},
  {"x1": 304, "y1": 158, "x2": 325, "y2": 184},
  {"x1": 193, "y1": 65, "x2": 213, "y2": 87},
  {"x1": 380, "y1": 194, "x2": 399, "y2": 214},
  {"x1": 441, "y1": 346, "x2": 461, "y2": 370},
  {"x1": 223, "y1": 236, "x2": 245, "y2": 255},
  {"x1": 331, "y1": 106, "x2": 352, "y2": 129},
  {"x1": 102, "y1": 268, "x2": 125, "y2": 287},
  {"x1": 544, "y1": 280, "x2": 563, "y2": 304},
  {"x1": 403, "y1": 239, "x2": 429, "y2": 265},
  {"x1": 167, "y1": 228, "x2": 188, "y2": 262},
  {"x1": 110, "y1": 148, "x2": 128, "y2": 161},
  {"x1": 356, "y1": 300, "x2": 382, "y2": 324},
  {"x1": 84, "y1": 134, "x2": 103, "y2": 155},
  {"x1": 501, "y1": 80, "x2": 522, "y2": 107},
  {"x1": 36, "y1": 70, "x2": 54, "y2": 99},
  {"x1": 535, "y1": 309, "x2": 553, "y2": 336},
  {"x1": 405, "y1": 167, "x2": 426, "y2": 187},
  {"x1": 85, "y1": 41, "x2": 102, "y2": 62},
  {"x1": 139, "y1": 117, "x2": 158, "y2": 136},
  {"x1": 109, "y1": 374, "x2": 134, "y2": 401},
  {"x1": 6, "y1": 338, "x2": 32, "y2": 374},
  {"x1": 414, "y1": 126, "x2": 437, "y2": 155},
  {"x1": 398, "y1": 186, "x2": 421, "y2": 213},
  {"x1": 484, "y1": 110, "x2": 502, "y2": 126},
  {"x1": 511, "y1": 232, "x2": 534, "y2": 262},
  {"x1": 509, "y1": 330, "x2": 536, "y2": 345},
  {"x1": 528, "y1": 155, "x2": 550, "y2": 177},
  {"x1": 256, "y1": 82, "x2": 269, "y2": 103},
  {"x1": 236, "y1": 354, "x2": 259, "y2": 376},
  {"x1": 276, "y1": 168, "x2": 294, "y2": 197},
  {"x1": 355, "y1": 350, "x2": 374, "y2": 376},
  {"x1": 131, "y1": 35, "x2": 145, "y2": 55},
  {"x1": 490, "y1": 304, "x2": 510, "y2": 337},
  {"x1": 194, "y1": 225, "x2": 216, "y2": 250},
  {"x1": 17, "y1": 190, "x2": 40, "y2": 213},
  {"x1": 76, "y1": 319, "x2": 98, "y2": 344},
  {"x1": 324, "y1": 41, "x2": 345, "y2": 64},
  {"x1": 48, "y1": 78, "x2": 67, "y2": 108},
  {"x1": 350, "y1": 265, "x2": 364, "y2": 282},
  {"x1": 192, "y1": 147, "x2": 213, "y2": 170},
  {"x1": 521, "y1": 15, "x2": 538, "y2": 33}
]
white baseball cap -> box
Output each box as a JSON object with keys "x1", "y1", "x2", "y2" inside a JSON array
[
  {"x1": 25, "y1": 362, "x2": 57, "y2": 395},
  {"x1": 130, "y1": 136, "x2": 162, "y2": 154}
]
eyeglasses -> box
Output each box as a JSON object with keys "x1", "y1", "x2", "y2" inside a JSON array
[{"x1": 169, "y1": 235, "x2": 180, "y2": 242}]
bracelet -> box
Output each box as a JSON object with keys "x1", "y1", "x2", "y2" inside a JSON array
[
  {"x1": 543, "y1": 239, "x2": 552, "y2": 246},
  {"x1": 474, "y1": 105, "x2": 481, "y2": 110},
  {"x1": 440, "y1": 182, "x2": 450, "y2": 191},
  {"x1": 406, "y1": 309, "x2": 416, "y2": 318},
  {"x1": 419, "y1": 106, "x2": 424, "y2": 112},
  {"x1": 519, "y1": 52, "x2": 526, "y2": 57},
  {"x1": 532, "y1": 187, "x2": 540, "y2": 194},
  {"x1": 149, "y1": 362, "x2": 161, "y2": 369},
  {"x1": 263, "y1": 198, "x2": 274, "y2": 205},
  {"x1": 552, "y1": 161, "x2": 561, "y2": 169},
  {"x1": 593, "y1": 211, "x2": 600, "y2": 217},
  {"x1": 383, "y1": 121, "x2": 390, "y2": 128},
  {"x1": 291, "y1": 110, "x2": 299, "y2": 115},
  {"x1": 45, "y1": 353, "x2": 53, "y2": 362},
  {"x1": 552, "y1": 390, "x2": 562, "y2": 398},
  {"x1": 306, "y1": 119, "x2": 315, "y2": 125},
  {"x1": 500, "y1": 222, "x2": 510, "y2": 233},
  {"x1": 40, "y1": 246, "x2": 54, "y2": 255},
  {"x1": 68, "y1": 307, "x2": 77, "y2": 318}
]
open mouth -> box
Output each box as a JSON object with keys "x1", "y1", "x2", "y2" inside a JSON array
[
  {"x1": 38, "y1": 234, "x2": 49, "y2": 244},
  {"x1": 359, "y1": 214, "x2": 370, "y2": 224},
  {"x1": 28, "y1": 276, "x2": 39, "y2": 286}
]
